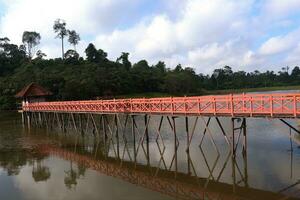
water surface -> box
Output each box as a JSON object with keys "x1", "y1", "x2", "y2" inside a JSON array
[{"x1": 0, "y1": 110, "x2": 300, "y2": 200}]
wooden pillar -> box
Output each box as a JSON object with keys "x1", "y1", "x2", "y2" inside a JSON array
[
  {"x1": 115, "y1": 114, "x2": 120, "y2": 159},
  {"x1": 145, "y1": 114, "x2": 150, "y2": 166},
  {"x1": 231, "y1": 118, "x2": 235, "y2": 156},
  {"x1": 185, "y1": 116, "x2": 191, "y2": 175},
  {"x1": 172, "y1": 116, "x2": 178, "y2": 178},
  {"x1": 131, "y1": 115, "x2": 137, "y2": 163}
]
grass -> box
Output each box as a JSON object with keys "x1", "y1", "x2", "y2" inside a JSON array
[
  {"x1": 204, "y1": 85, "x2": 300, "y2": 95},
  {"x1": 114, "y1": 85, "x2": 300, "y2": 99}
]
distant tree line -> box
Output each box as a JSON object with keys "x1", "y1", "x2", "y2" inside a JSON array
[{"x1": 0, "y1": 19, "x2": 299, "y2": 109}]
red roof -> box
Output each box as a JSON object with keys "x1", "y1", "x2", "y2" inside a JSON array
[{"x1": 15, "y1": 83, "x2": 53, "y2": 98}]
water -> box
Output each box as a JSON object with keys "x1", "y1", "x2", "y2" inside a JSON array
[{"x1": 0, "y1": 110, "x2": 300, "y2": 200}]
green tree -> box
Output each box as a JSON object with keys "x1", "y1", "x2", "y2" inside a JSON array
[
  {"x1": 35, "y1": 50, "x2": 47, "y2": 60},
  {"x1": 67, "y1": 30, "x2": 80, "y2": 51},
  {"x1": 53, "y1": 19, "x2": 67, "y2": 59},
  {"x1": 84, "y1": 43, "x2": 107, "y2": 63},
  {"x1": 64, "y1": 49, "x2": 79, "y2": 64},
  {"x1": 85, "y1": 43, "x2": 98, "y2": 62},
  {"x1": 117, "y1": 52, "x2": 131, "y2": 70},
  {"x1": 22, "y1": 31, "x2": 41, "y2": 59}
]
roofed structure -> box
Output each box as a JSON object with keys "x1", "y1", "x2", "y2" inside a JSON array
[{"x1": 15, "y1": 83, "x2": 52, "y2": 98}]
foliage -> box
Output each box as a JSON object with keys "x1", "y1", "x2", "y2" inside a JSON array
[
  {"x1": 22, "y1": 31, "x2": 41, "y2": 59},
  {"x1": 1, "y1": 31, "x2": 300, "y2": 110},
  {"x1": 53, "y1": 19, "x2": 67, "y2": 59},
  {"x1": 67, "y1": 30, "x2": 80, "y2": 50}
]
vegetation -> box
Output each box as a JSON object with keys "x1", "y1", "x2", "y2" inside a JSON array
[{"x1": 0, "y1": 19, "x2": 300, "y2": 110}]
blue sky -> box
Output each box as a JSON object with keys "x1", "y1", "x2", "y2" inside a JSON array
[{"x1": 0, "y1": 0, "x2": 300, "y2": 74}]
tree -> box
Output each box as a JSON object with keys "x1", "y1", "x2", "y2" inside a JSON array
[
  {"x1": 85, "y1": 43, "x2": 98, "y2": 62},
  {"x1": 84, "y1": 43, "x2": 107, "y2": 63},
  {"x1": 291, "y1": 66, "x2": 300, "y2": 77},
  {"x1": 36, "y1": 50, "x2": 47, "y2": 59},
  {"x1": 53, "y1": 19, "x2": 67, "y2": 59},
  {"x1": 0, "y1": 37, "x2": 10, "y2": 45},
  {"x1": 174, "y1": 64, "x2": 183, "y2": 72},
  {"x1": 117, "y1": 52, "x2": 131, "y2": 70},
  {"x1": 97, "y1": 49, "x2": 108, "y2": 62},
  {"x1": 154, "y1": 61, "x2": 166, "y2": 73},
  {"x1": 67, "y1": 30, "x2": 80, "y2": 51},
  {"x1": 64, "y1": 49, "x2": 79, "y2": 64},
  {"x1": 22, "y1": 31, "x2": 41, "y2": 59}
]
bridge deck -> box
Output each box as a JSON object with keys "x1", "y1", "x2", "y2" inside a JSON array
[{"x1": 23, "y1": 93, "x2": 300, "y2": 118}]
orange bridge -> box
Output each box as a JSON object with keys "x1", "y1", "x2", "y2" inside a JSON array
[{"x1": 23, "y1": 93, "x2": 300, "y2": 118}]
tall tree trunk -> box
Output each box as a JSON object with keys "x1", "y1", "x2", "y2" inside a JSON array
[{"x1": 61, "y1": 36, "x2": 64, "y2": 60}]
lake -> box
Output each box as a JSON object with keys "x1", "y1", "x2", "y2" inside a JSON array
[{"x1": 0, "y1": 109, "x2": 300, "y2": 200}]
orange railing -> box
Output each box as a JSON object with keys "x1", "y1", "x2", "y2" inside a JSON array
[{"x1": 23, "y1": 93, "x2": 300, "y2": 118}]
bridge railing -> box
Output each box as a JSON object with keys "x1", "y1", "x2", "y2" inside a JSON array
[{"x1": 23, "y1": 93, "x2": 300, "y2": 118}]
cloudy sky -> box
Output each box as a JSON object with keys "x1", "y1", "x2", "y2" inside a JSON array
[{"x1": 0, "y1": 0, "x2": 300, "y2": 74}]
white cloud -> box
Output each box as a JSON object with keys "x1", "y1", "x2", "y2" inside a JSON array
[
  {"x1": 0, "y1": 0, "x2": 147, "y2": 57},
  {"x1": 95, "y1": 0, "x2": 256, "y2": 72},
  {"x1": 263, "y1": 0, "x2": 300, "y2": 18},
  {"x1": 258, "y1": 29, "x2": 300, "y2": 56},
  {"x1": 285, "y1": 44, "x2": 300, "y2": 65},
  {"x1": 1, "y1": 0, "x2": 300, "y2": 73}
]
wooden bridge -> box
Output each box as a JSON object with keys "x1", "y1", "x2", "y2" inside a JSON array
[
  {"x1": 23, "y1": 93, "x2": 300, "y2": 118},
  {"x1": 21, "y1": 93, "x2": 300, "y2": 156}
]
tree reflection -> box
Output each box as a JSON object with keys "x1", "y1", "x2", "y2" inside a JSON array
[
  {"x1": 32, "y1": 159, "x2": 51, "y2": 182},
  {"x1": 0, "y1": 149, "x2": 30, "y2": 176},
  {"x1": 77, "y1": 163, "x2": 86, "y2": 177},
  {"x1": 64, "y1": 161, "x2": 78, "y2": 189},
  {"x1": 64, "y1": 161, "x2": 86, "y2": 189}
]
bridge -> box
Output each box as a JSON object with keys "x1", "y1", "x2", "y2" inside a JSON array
[
  {"x1": 21, "y1": 92, "x2": 300, "y2": 155},
  {"x1": 23, "y1": 93, "x2": 300, "y2": 118},
  {"x1": 20, "y1": 92, "x2": 300, "y2": 199}
]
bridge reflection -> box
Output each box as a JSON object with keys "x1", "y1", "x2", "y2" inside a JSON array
[{"x1": 36, "y1": 138, "x2": 299, "y2": 200}]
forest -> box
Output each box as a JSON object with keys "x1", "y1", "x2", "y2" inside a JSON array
[{"x1": 0, "y1": 19, "x2": 300, "y2": 110}]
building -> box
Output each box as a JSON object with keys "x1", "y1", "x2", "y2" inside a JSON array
[{"x1": 15, "y1": 83, "x2": 53, "y2": 106}]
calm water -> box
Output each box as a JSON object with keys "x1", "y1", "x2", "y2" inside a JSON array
[{"x1": 0, "y1": 109, "x2": 300, "y2": 200}]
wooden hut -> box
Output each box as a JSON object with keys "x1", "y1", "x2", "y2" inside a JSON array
[{"x1": 15, "y1": 83, "x2": 53, "y2": 106}]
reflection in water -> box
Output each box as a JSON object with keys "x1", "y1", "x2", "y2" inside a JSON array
[
  {"x1": 0, "y1": 112, "x2": 300, "y2": 199},
  {"x1": 64, "y1": 161, "x2": 86, "y2": 189},
  {"x1": 32, "y1": 159, "x2": 51, "y2": 182},
  {"x1": 36, "y1": 141, "x2": 286, "y2": 200}
]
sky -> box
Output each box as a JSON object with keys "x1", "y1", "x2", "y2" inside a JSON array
[{"x1": 0, "y1": 0, "x2": 300, "y2": 74}]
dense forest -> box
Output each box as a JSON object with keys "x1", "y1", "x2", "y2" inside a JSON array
[{"x1": 0, "y1": 19, "x2": 300, "y2": 110}]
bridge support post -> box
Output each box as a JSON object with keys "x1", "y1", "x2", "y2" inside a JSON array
[
  {"x1": 131, "y1": 115, "x2": 137, "y2": 164},
  {"x1": 26, "y1": 112, "x2": 31, "y2": 129},
  {"x1": 279, "y1": 119, "x2": 300, "y2": 135},
  {"x1": 38, "y1": 112, "x2": 42, "y2": 127},
  {"x1": 21, "y1": 111, "x2": 25, "y2": 125},
  {"x1": 114, "y1": 114, "x2": 120, "y2": 159},
  {"x1": 231, "y1": 118, "x2": 247, "y2": 156},
  {"x1": 185, "y1": 116, "x2": 191, "y2": 175},
  {"x1": 242, "y1": 118, "x2": 247, "y2": 156},
  {"x1": 172, "y1": 116, "x2": 178, "y2": 179},
  {"x1": 145, "y1": 114, "x2": 150, "y2": 166}
]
